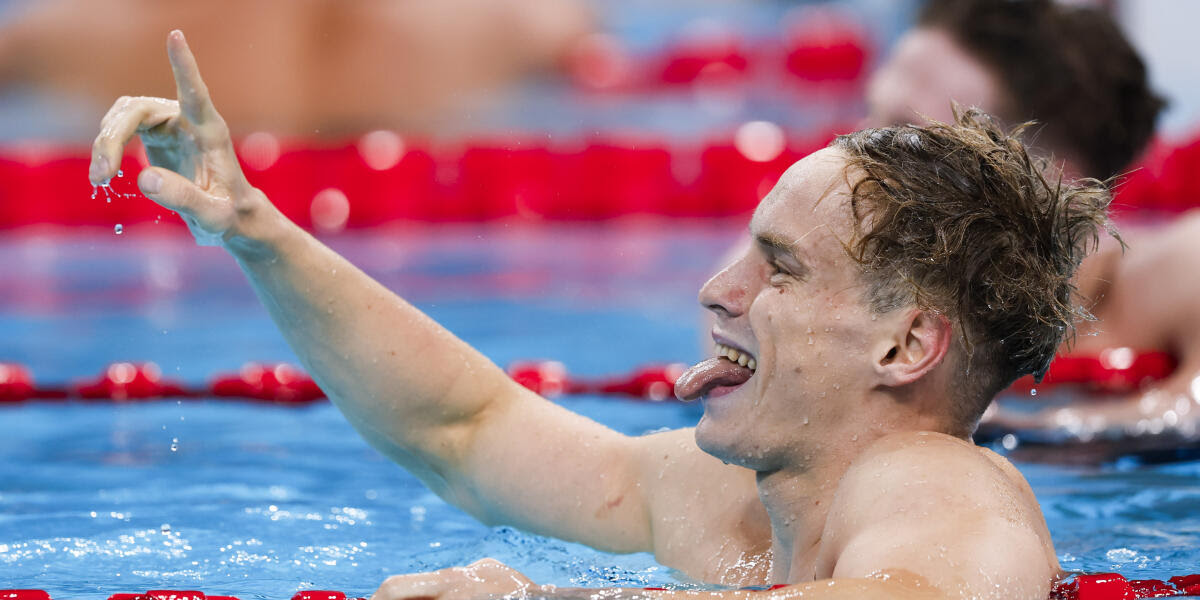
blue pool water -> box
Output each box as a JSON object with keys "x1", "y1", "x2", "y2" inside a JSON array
[{"x1": 2, "y1": 225, "x2": 1199, "y2": 598}]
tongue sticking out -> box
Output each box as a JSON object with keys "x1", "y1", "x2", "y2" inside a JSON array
[{"x1": 674, "y1": 357, "x2": 754, "y2": 402}]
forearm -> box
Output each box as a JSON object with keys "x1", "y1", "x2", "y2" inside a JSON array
[
  {"x1": 227, "y1": 193, "x2": 515, "y2": 479},
  {"x1": 535, "y1": 579, "x2": 944, "y2": 600}
]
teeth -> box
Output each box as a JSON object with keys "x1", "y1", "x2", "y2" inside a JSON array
[{"x1": 714, "y1": 343, "x2": 757, "y2": 372}]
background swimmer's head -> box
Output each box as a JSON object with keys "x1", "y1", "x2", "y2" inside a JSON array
[
  {"x1": 832, "y1": 109, "x2": 1113, "y2": 433},
  {"x1": 867, "y1": 0, "x2": 1165, "y2": 181}
]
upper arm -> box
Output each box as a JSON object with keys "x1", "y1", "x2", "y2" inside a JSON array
[
  {"x1": 444, "y1": 384, "x2": 657, "y2": 552},
  {"x1": 439, "y1": 384, "x2": 768, "y2": 584},
  {"x1": 820, "y1": 435, "x2": 1056, "y2": 600}
]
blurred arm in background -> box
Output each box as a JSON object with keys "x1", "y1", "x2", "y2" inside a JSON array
[{"x1": 0, "y1": 0, "x2": 592, "y2": 137}]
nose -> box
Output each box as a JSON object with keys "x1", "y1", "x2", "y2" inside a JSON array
[{"x1": 699, "y1": 257, "x2": 751, "y2": 320}]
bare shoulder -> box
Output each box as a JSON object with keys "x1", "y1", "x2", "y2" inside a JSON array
[
  {"x1": 1083, "y1": 210, "x2": 1200, "y2": 352},
  {"x1": 818, "y1": 431, "x2": 1058, "y2": 598},
  {"x1": 1118, "y1": 210, "x2": 1200, "y2": 278},
  {"x1": 836, "y1": 431, "x2": 1044, "y2": 523},
  {"x1": 634, "y1": 428, "x2": 772, "y2": 586},
  {"x1": 835, "y1": 434, "x2": 1022, "y2": 508}
]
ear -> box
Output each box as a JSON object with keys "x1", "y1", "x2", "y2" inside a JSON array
[{"x1": 871, "y1": 309, "x2": 953, "y2": 387}]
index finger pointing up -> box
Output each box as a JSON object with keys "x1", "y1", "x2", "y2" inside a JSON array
[{"x1": 166, "y1": 30, "x2": 218, "y2": 125}]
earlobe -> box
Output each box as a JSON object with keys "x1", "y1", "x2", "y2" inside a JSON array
[{"x1": 874, "y1": 310, "x2": 953, "y2": 387}]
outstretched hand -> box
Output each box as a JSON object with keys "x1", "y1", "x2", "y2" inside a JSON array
[
  {"x1": 371, "y1": 559, "x2": 545, "y2": 600},
  {"x1": 89, "y1": 30, "x2": 267, "y2": 248}
]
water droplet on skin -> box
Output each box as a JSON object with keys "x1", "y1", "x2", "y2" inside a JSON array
[
  {"x1": 114, "y1": 224, "x2": 123, "y2": 235},
  {"x1": 802, "y1": 416, "x2": 810, "y2": 425}
]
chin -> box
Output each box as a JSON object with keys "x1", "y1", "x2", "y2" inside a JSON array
[
  {"x1": 694, "y1": 414, "x2": 766, "y2": 470},
  {"x1": 694, "y1": 413, "x2": 733, "y2": 459}
]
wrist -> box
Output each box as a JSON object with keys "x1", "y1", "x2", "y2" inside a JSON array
[{"x1": 222, "y1": 187, "x2": 301, "y2": 263}]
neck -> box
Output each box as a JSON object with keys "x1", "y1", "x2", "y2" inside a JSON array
[
  {"x1": 755, "y1": 392, "x2": 956, "y2": 583},
  {"x1": 756, "y1": 451, "x2": 854, "y2": 583}
]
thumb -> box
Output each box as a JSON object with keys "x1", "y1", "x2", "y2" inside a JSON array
[{"x1": 138, "y1": 166, "x2": 211, "y2": 215}]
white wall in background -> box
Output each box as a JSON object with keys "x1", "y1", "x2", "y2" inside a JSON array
[{"x1": 1119, "y1": 0, "x2": 1200, "y2": 139}]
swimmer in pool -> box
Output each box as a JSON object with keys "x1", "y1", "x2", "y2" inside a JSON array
[
  {"x1": 717, "y1": 0, "x2": 1189, "y2": 445},
  {"x1": 0, "y1": 0, "x2": 590, "y2": 137},
  {"x1": 90, "y1": 31, "x2": 1106, "y2": 599},
  {"x1": 868, "y1": 0, "x2": 1200, "y2": 442}
]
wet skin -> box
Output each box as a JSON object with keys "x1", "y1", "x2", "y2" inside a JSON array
[
  {"x1": 91, "y1": 32, "x2": 1061, "y2": 600},
  {"x1": 864, "y1": 27, "x2": 1004, "y2": 131},
  {"x1": 681, "y1": 151, "x2": 1060, "y2": 595}
]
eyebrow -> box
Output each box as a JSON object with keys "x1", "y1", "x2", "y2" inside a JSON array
[{"x1": 754, "y1": 232, "x2": 810, "y2": 273}]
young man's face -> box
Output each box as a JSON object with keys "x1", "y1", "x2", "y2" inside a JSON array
[
  {"x1": 864, "y1": 27, "x2": 1003, "y2": 128},
  {"x1": 684, "y1": 148, "x2": 894, "y2": 472}
]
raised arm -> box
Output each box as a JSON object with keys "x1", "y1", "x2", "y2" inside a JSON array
[{"x1": 88, "y1": 31, "x2": 768, "y2": 582}]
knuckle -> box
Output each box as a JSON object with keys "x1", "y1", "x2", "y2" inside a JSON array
[
  {"x1": 473, "y1": 558, "x2": 502, "y2": 569},
  {"x1": 377, "y1": 575, "x2": 404, "y2": 592}
]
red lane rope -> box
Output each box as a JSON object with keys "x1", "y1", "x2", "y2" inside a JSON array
[
  {"x1": 0, "y1": 590, "x2": 363, "y2": 600},
  {"x1": 566, "y1": 8, "x2": 874, "y2": 93},
  {"x1": 2, "y1": 133, "x2": 1197, "y2": 231},
  {"x1": 3, "y1": 572, "x2": 1199, "y2": 600},
  {"x1": 0, "y1": 131, "x2": 840, "y2": 231},
  {"x1": 0, "y1": 349, "x2": 1175, "y2": 405},
  {"x1": 1007, "y1": 348, "x2": 1176, "y2": 395},
  {"x1": 1049, "y1": 573, "x2": 1200, "y2": 600}
]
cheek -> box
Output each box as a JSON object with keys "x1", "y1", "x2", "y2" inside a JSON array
[
  {"x1": 749, "y1": 291, "x2": 819, "y2": 366},
  {"x1": 754, "y1": 289, "x2": 873, "y2": 367}
]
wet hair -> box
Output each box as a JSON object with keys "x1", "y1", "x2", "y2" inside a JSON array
[
  {"x1": 832, "y1": 109, "x2": 1115, "y2": 430},
  {"x1": 918, "y1": 0, "x2": 1165, "y2": 180}
]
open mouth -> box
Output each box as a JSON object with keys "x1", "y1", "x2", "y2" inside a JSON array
[
  {"x1": 714, "y1": 342, "x2": 757, "y2": 372},
  {"x1": 674, "y1": 342, "x2": 758, "y2": 402}
]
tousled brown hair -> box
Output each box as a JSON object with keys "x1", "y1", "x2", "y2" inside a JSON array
[
  {"x1": 918, "y1": 0, "x2": 1165, "y2": 180},
  {"x1": 833, "y1": 109, "x2": 1115, "y2": 428}
]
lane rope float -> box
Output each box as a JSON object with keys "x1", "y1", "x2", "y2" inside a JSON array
[
  {"x1": 3, "y1": 572, "x2": 1200, "y2": 600},
  {"x1": 1, "y1": 128, "x2": 1196, "y2": 232},
  {"x1": 0, "y1": 348, "x2": 1174, "y2": 405}
]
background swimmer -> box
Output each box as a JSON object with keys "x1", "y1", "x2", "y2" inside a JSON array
[
  {"x1": 0, "y1": 0, "x2": 591, "y2": 136},
  {"x1": 873, "y1": 0, "x2": 1200, "y2": 442}
]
